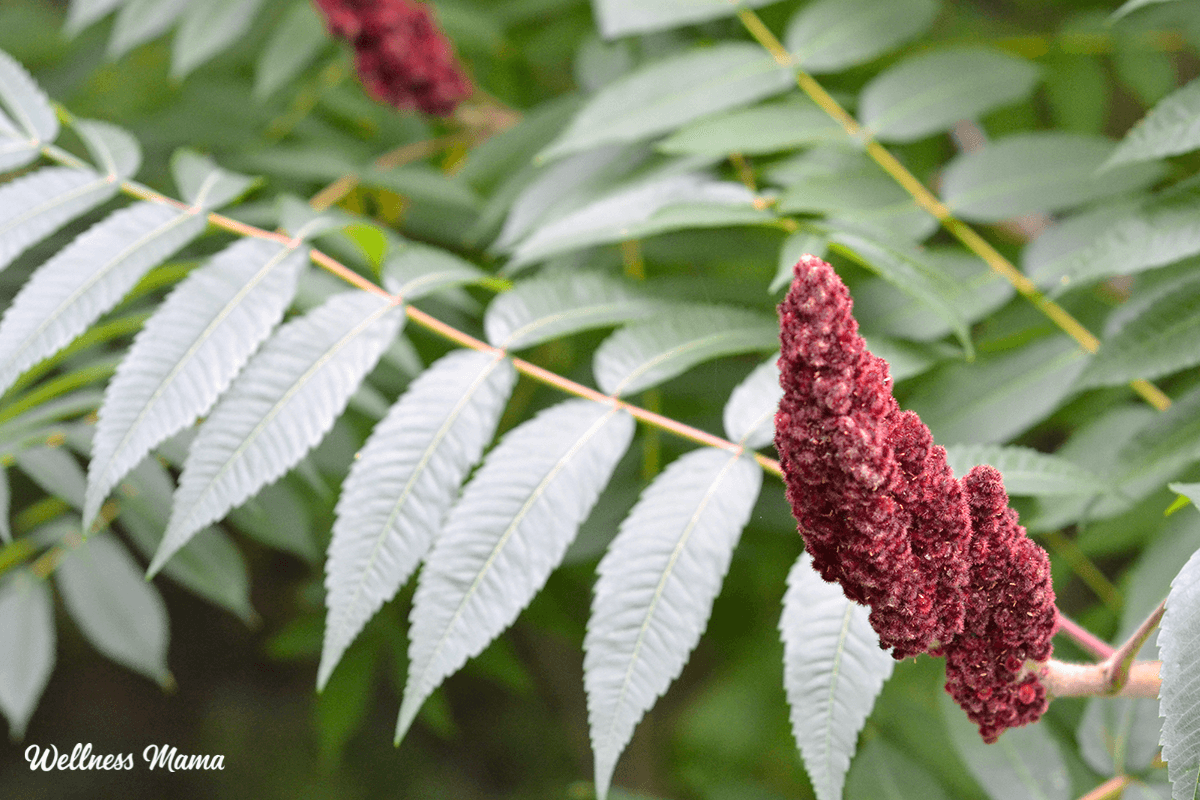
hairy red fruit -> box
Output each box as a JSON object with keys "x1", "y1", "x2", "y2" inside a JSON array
[
  {"x1": 313, "y1": 0, "x2": 471, "y2": 116},
  {"x1": 775, "y1": 255, "x2": 1057, "y2": 741}
]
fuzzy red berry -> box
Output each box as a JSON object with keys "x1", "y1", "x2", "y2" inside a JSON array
[
  {"x1": 775, "y1": 255, "x2": 1058, "y2": 741},
  {"x1": 313, "y1": 0, "x2": 471, "y2": 116}
]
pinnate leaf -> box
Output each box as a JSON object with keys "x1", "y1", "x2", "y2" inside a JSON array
[
  {"x1": 845, "y1": 739, "x2": 950, "y2": 800},
  {"x1": 254, "y1": 1, "x2": 328, "y2": 99},
  {"x1": 592, "y1": 0, "x2": 780, "y2": 38},
  {"x1": 382, "y1": 242, "x2": 488, "y2": 300},
  {"x1": 860, "y1": 47, "x2": 1041, "y2": 143},
  {"x1": 785, "y1": 0, "x2": 940, "y2": 74},
  {"x1": 1078, "y1": 272, "x2": 1200, "y2": 387},
  {"x1": 658, "y1": 98, "x2": 842, "y2": 157},
  {"x1": 0, "y1": 48, "x2": 58, "y2": 144},
  {"x1": 1107, "y1": 76, "x2": 1200, "y2": 167},
  {"x1": 485, "y1": 272, "x2": 665, "y2": 350},
  {"x1": 593, "y1": 305, "x2": 778, "y2": 397},
  {"x1": 723, "y1": 355, "x2": 781, "y2": 449},
  {"x1": 151, "y1": 291, "x2": 404, "y2": 574},
  {"x1": 172, "y1": 0, "x2": 264, "y2": 78},
  {"x1": 1158, "y1": 545, "x2": 1200, "y2": 800},
  {"x1": 941, "y1": 133, "x2": 1166, "y2": 222},
  {"x1": 65, "y1": 0, "x2": 126, "y2": 36},
  {"x1": 170, "y1": 149, "x2": 258, "y2": 210},
  {"x1": 0, "y1": 569, "x2": 54, "y2": 739},
  {"x1": 56, "y1": 532, "x2": 171, "y2": 685},
  {"x1": 0, "y1": 202, "x2": 206, "y2": 397},
  {"x1": 85, "y1": 237, "x2": 308, "y2": 532},
  {"x1": 780, "y1": 552, "x2": 894, "y2": 800},
  {"x1": 319, "y1": 350, "x2": 516, "y2": 689},
  {"x1": 397, "y1": 399, "x2": 634, "y2": 742},
  {"x1": 0, "y1": 167, "x2": 124, "y2": 274},
  {"x1": 109, "y1": 0, "x2": 189, "y2": 58},
  {"x1": 538, "y1": 43, "x2": 795, "y2": 162},
  {"x1": 943, "y1": 444, "x2": 1109, "y2": 496},
  {"x1": 941, "y1": 691, "x2": 1069, "y2": 800},
  {"x1": 586, "y1": 449, "x2": 762, "y2": 799}
]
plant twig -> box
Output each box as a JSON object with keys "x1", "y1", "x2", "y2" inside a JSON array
[
  {"x1": 736, "y1": 9, "x2": 1172, "y2": 413},
  {"x1": 1042, "y1": 658, "x2": 1160, "y2": 698},
  {"x1": 1104, "y1": 599, "x2": 1166, "y2": 692},
  {"x1": 1075, "y1": 775, "x2": 1132, "y2": 800},
  {"x1": 1056, "y1": 612, "x2": 1117, "y2": 660}
]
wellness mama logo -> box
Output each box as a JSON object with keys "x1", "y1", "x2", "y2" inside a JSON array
[{"x1": 24, "y1": 743, "x2": 225, "y2": 772}]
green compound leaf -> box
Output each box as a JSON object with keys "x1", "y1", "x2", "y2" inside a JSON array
[
  {"x1": 860, "y1": 47, "x2": 1041, "y2": 143},
  {"x1": 845, "y1": 739, "x2": 951, "y2": 800},
  {"x1": 586, "y1": 449, "x2": 761, "y2": 800},
  {"x1": 941, "y1": 132, "x2": 1166, "y2": 222},
  {"x1": 1158, "y1": 545, "x2": 1200, "y2": 800},
  {"x1": 592, "y1": 0, "x2": 781, "y2": 39},
  {"x1": 785, "y1": 0, "x2": 940, "y2": 74},
  {"x1": 658, "y1": 97, "x2": 843, "y2": 157},
  {"x1": 1107, "y1": 76, "x2": 1200, "y2": 167},
  {"x1": 942, "y1": 691, "x2": 1069, "y2": 800},
  {"x1": 943, "y1": 444, "x2": 1109, "y2": 496},
  {"x1": 781, "y1": 552, "x2": 894, "y2": 800},
  {"x1": 56, "y1": 532, "x2": 171, "y2": 686},
  {"x1": 172, "y1": 0, "x2": 265, "y2": 78},
  {"x1": 254, "y1": 1, "x2": 328, "y2": 99},
  {"x1": 1079, "y1": 272, "x2": 1200, "y2": 388},
  {"x1": 382, "y1": 242, "x2": 488, "y2": 300},
  {"x1": 723, "y1": 355, "x2": 781, "y2": 449},
  {"x1": 485, "y1": 272, "x2": 666, "y2": 350},
  {"x1": 593, "y1": 304, "x2": 778, "y2": 397},
  {"x1": 0, "y1": 48, "x2": 58, "y2": 144},
  {"x1": 0, "y1": 569, "x2": 55, "y2": 740},
  {"x1": 0, "y1": 202, "x2": 206, "y2": 398},
  {"x1": 151, "y1": 291, "x2": 404, "y2": 575},
  {"x1": 108, "y1": 0, "x2": 188, "y2": 58},
  {"x1": 85, "y1": 238, "x2": 308, "y2": 532},
  {"x1": 396, "y1": 400, "x2": 634, "y2": 743},
  {"x1": 538, "y1": 43, "x2": 795, "y2": 162},
  {"x1": 319, "y1": 350, "x2": 516, "y2": 690},
  {"x1": 0, "y1": 167, "x2": 123, "y2": 274},
  {"x1": 170, "y1": 149, "x2": 258, "y2": 210}
]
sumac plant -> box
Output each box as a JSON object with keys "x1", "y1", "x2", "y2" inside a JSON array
[{"x1": 0, "y1": 0, "x2": 1199, "y2": 798}]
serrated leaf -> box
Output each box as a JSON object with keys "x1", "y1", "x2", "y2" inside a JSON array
[
  {"x1": 0, "y1": 202, "x2": 206, "y2": 397},
  {"x1": 593, "y1": 305, "x2": 778, "y2": 397},
  {"x1": 74, "y1": 119, "x2": 141, "y2": 180},
  {"x1": 906, "y1": 337, "x2": 1089, "y2": 446},
  {"x1": 852, "y1": 248, "x2": 1014, "y2": 342},
  {"x1": 0, "y1": 167, "x2": 123, "y2": 273},
  {"x1": 657, "y1": 97, "x2": 843, "y2": 157},
  {"x1": 941, "y1": 692, "x2": 1069, "y2": 800},
  {"x1": 845, "y1": 739, "x2": 950, "y2": 800},
  {"x1": 941, "y1": 133, "x2": 1166, "y2": 222},
  {"x1": 109, "y1": 0, "x2": 189, "y2": 58},
  {"x1": 785, "y1": 0, "x2": 940, "y2": 74},
  {"x1": 55, "y1": 532, "x2": 170, "y2": 685},
  {"x1": 772, "y1": 231, "x2": 829, "y2": 294},
  {"x1": 1158, "y1": 545, "x2": 1200, "y2": 800},
  {"x1": 825, "y1": 226, "x2": 972, "y2": 356},
  {"x1": 381, "y1": 242, "x2": 488, "y2": 300},
  {"x1": 723, "y1": 355, "x2": 780, "y2": 449},
  {"x1": 1078, "y1": 696, "x2": 1163, "y2": 776},
  {"x1": 1078, "y1": 273, "x2": 1200, "y2": 387},
  {"x1": 943, "y1": 444, "x2": 1110, "y2": 496},
  {"x1": 0, "y1": 107, "x2": 39, "y2": 172},
  {"x1": 496, "y1": 145, "x2": 649, "y2": 252},
  {"x1": 0, "y1": 49, "x2": 58, "y2": 144},
  {"x1": 485, "y1": 272, "x2": 665, "y2": 350},
  {"x1": 170, "y1": 149, "x2": 257, "y2": 210},
  {"x1": 860, "y1": 47, "x2": 1041, "y2": 143},
  {"x1": 1107, "y1": 76, "x2": 1200, "y2": 168},
  {"x1": 538, "y1": 43, "x2": 796, "y2": 162},
  {"x1": 319, "y1": 350, "x2": 516, "y2": 689},
  {"x1": 254, "y1": 1, "x2": 328, "y2": 99},
  {"x1": 396, "y1": 399, "x2": 634, "y2": 742},
  {"x1": 150, "y1": 291, "x2": 404, "y2": 574},
  {"x1": 118, "y1": 456, "x2": 253, "y2": 622},
  {"x1": 1118, "y1": 384, "x2": 1200, "y2": 486},
  {"x1": 592, "y1": 0, "x2": 780, "y2": 38},
  {"x1": 15, "y1": 445, "x2": 85, "y2": 508},
  {"x1": 172, "y1": 0, "x2": 265, "y2": 77},
  {"x1": 509, "y1": 172, "x2": 757, "y2": 268},
  {"x1": 781, "y1": 552, "x2": 895, "y2": 800},
  {"x1": 0, "y1": 569, "x2": 54, "y2": 739},
  {"x1": 84, "y1": 238, "x2": 308, "y2": 532},
  {"x1": 586, "y1": 448, "x2": 761, "y2": 800},
  {"x1": 65, "y1": 0, "x2": 127, "y2": 35}
]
